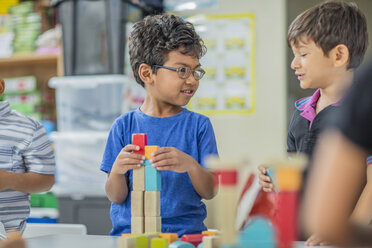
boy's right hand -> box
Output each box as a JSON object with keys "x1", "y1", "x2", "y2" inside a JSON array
[
  {"x1": 258, "y1": 165, "x2": 274, "y2": 192},
  {"x1": 111, "y1": 145, "x2": 145, "y2": 175}
]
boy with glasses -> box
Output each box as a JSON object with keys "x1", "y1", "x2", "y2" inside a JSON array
[{"x1": 100, "y1": 14, "x2": 218, "y2": 236}]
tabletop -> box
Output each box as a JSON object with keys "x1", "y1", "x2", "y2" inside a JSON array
[{"x1": 26, "y1": 234, "x2": 335, "y2": 248}]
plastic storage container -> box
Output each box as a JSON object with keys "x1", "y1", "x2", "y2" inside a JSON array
[
  {"x1": 51, "y1": 132, "x2": 108, "y2": 197},
  {"x1": 49, "y1": 74, "x2": 130, "y2": 131},
  {"x1": 52, "y1": 0, "x2": 162, "y2": 75}
]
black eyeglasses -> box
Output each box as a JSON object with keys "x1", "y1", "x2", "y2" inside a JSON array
[{"x1": 153, "y1": 65, "x2": 205, "y2": 80}]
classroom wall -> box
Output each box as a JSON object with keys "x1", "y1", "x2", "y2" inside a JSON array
[{"x1": 177, "y1": 0, "x2": 288, "y2": 169}]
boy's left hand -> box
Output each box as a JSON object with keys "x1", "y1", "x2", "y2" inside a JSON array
[{"x1": 151, "y1": 147, "x2": 196, "y2": 173}]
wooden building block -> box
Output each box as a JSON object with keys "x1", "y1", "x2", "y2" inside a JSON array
[
  {"x1": 216, "y1": 185, "x2": 237, "y2": 245},
  {"x1": 121, "y1": 233, "x2": 132, "y2": 237},
  {"x1": 143, "y1": 233, "x2": 159, "y2": 248},
  {"x1": 132, "y1": 133, "x2": 147, "y2": 156},
  {"x1": 202, "y1": 236, "x2": 220, "y2": 248},
  {"x1": 159, "y1": 233, "x2": 178, "y2": 244},
  {"x1": 117, "y1": 236, "x2": 136, "y2": 248},
  {"x1": 181, "y1": 234, "x2": 205, "y2": 247},
  {"x1": 144, "y1": 191, "x2": 160, "y2": 217},
  {"x1": 143, "y1": 159, "x2": 152, "y2": 166},
  {"x1": 131, "y1": 217, "x2": 144, "y2": 234},
  {"x1": 151, "y1": 238, "x2": 169, "y2": 248},
  {"x1": 145, "y1": 216, "x2": 161, "y2": 233},
  {"x1": 168, "y1": 241, "x2": 194, "y2": 248},
  {"x1": 145, "y1": 165, "x2": 161, "y2": 191},
  {"x1": 133, "y1": 166, "x2": 145, "y2": 191},
  {"x1": 133, "y1": 235, "x2": 148, "y2": 248},
  {"x1": 276, "y1": 168, "x2": 302, "y2": 191},
  {"x1": 201, "y1": 230, "x2": 218, "y2": 236},
  {"x1": 145, "y1": 145, "x2": 159, "y2": 159},
  {"x1": 131, "y1": 190, "x2": 144, "y2": 217}
]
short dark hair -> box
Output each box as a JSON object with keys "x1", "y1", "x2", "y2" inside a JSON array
[
  {"x1": 287, "y1": 1, "x2": 368, "y2": 69},
  {"x1": 128, "y1": 14, "x2": 207, "y2": 87}
]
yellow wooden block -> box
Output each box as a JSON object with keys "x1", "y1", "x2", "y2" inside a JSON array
[
  {"x1": 131, "y1": 191, "x2": 144, "y2": 217},
  {"x1": 276, "y1": 168, "x2": 302, "y2": 191},
  {"x1": 133, "y1": 166, "x2": 145, "y2": 191},
  {"x1": 202, "y1": 230, "x2": 217, "y2": 236},
  {"x1": 145, "y1": 145, "x2": 159, "y2": 159},
  {"x1": 145, "y1": 216, "x2": 161, "y2": 233},
  {"x1": 121, "y1": 233, "x2": 132, "y2": 237},
  {"x1": 131, "y1": 217, "x2": 144, "y2": 234},
  {"x1": 145, "y1": 191, "x2": 160, "y2": 217},
  {"x1": 158, "y1": 233, "x2": 178, "y2": 244},
  {"x1": 151, "y1": 238, "x2": 169, "y2": 248}
]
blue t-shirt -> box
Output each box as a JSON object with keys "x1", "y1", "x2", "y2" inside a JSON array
[{"x1": 100, "y1": 108, "x2": 218, "y2": 236}]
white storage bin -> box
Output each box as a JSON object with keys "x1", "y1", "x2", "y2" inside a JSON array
[
  {"x1": 49, "y1": 75, "x2": 130, "y2": 131},
  {"x1": 51, "y1": 132, "x2": 108, "y2": 197}
]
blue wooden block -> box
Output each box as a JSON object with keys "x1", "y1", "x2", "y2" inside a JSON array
[
  {"x1": 143, "y1": 159, "x2": 152, "y2": 166},
  {"x1": 145, "y1": 165, "x2": 161, "y2": 191},
  {"x1": 169, "y1": 241, "x2": 195, "y2": 248},
  {"x1": 266, "y1": 168, "x2": 277, "y2": 192},
  {"x1": 238, "y1": 217, "x2": 276, "y2": 248}
]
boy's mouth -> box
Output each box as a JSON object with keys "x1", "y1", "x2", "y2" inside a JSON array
[
  {"x1": 296, "y1": 73, "x2": 304, "y2": 80},
  {"x1": 181, "y1": 89, "x2": 194, "y2": 96}
]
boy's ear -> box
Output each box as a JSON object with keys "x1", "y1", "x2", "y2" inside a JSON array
[
  {"x1": 138, "y1": 64, "x2": 154, "y2": 86},
  {"x1": 331, "y1": 44, "x2": 350, "y2": 68},
  {"x1": 0, "y1": 79, "x2": 4, "y2": 96}
]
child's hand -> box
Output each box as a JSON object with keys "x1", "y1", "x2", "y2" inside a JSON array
[
  {"x1": 111, "y1": 145, "x2": 145, "y2": 175},
  {"x1": 151, "y1": 147, "x2": 196, "y2": 173},
  {"x1": 0, "y1": 231, "x2": 25, "y2": 248},
  {"x1": 258, "y1": 165, "x2": 274, "y2": 192},
  {"x1": 305, "y1": 234, "x2": 330, "y2": 246}
]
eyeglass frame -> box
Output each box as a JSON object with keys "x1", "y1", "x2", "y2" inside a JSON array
[{"x1": 153, "y1": 65, "x2": 206, "y2": 80}]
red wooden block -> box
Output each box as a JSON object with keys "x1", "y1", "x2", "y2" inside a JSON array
[
  {"x1": 214, "y1": 169, "x2": 238, "y2": 186},
  {"x1": 276, "y1": 191, "x2": 299, "y2": 248},
  {"x1": 132, "y1": 133, "x2": 147, "y2": 156},
  {"x1": 180, "y1": 234, "x2": 206, "y2": 247}
]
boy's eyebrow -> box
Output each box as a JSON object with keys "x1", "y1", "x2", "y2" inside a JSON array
[{"x1": 174, "y1": 62, "x2": 202, "y2": 68}]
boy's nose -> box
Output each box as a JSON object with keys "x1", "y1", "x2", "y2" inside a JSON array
[
  {"x1": 291, "y1": 57, "x2": 300, "y2": 70},
  {"x1": 185, "y1": 74, "x2": 198, "y2": 85}
]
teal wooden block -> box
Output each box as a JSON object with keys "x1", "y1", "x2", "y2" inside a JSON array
[
  {"x1": 266, "y1": 168, "x2": 277, "y2": 192},
  {"x1": 238, "y1": 217, "x2": 276, "y2": 248},
  {"x1": 145, "y1": 165, "x2": 161, "y2": 191},
  {"x1": 169, "y1": 241, "x2": 194, "y2": 248},
  {"x1": 143, "y1": 159, "x2": 152, "y2": 166}
]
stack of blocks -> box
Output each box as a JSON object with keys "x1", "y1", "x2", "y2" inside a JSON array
[{"x1": 131, "y1": 133, "x2": 162, "y2": 234}]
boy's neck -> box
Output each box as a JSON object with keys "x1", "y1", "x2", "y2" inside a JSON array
[
  {"x1": 140, "y1": 96, "x2": 184, "y2": 117},
  {"x1": 316, "y1": 70, "x2": 354, "y2": 114}
]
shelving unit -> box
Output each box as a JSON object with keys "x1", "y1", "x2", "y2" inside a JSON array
[
  {"x1": 0, "y1": 53, "x2": 63, "y2": 121},
  {"x1": 0, "y1": 53, "x2": 63, "y2": 79}
]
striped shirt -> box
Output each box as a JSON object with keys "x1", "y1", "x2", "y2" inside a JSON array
[{"x1": 0, "y1": 101, "x2": 55, "y2": 233}]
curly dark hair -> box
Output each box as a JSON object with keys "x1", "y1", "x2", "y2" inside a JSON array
[
  {"x1": 287, "y1": 1, "x2": 368, "y2": 70},
  {"x1": 128, "y1": 14, "x2": 207, "y2": 87}
]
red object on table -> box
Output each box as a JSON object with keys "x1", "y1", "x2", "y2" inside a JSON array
[
  {"x1": 180, "y1": 234, "x2": 206, "y2": 247},
  {"x1": 276, "y1": 191, "x2": 299, "y2": 248},
  {"x1": 132, "y1": 133, "x2": 147, "y2": 156}
]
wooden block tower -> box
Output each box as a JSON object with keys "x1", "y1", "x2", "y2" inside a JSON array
[{"x1": 131, "y1": 134, "x2": 161, "y2": 234}]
